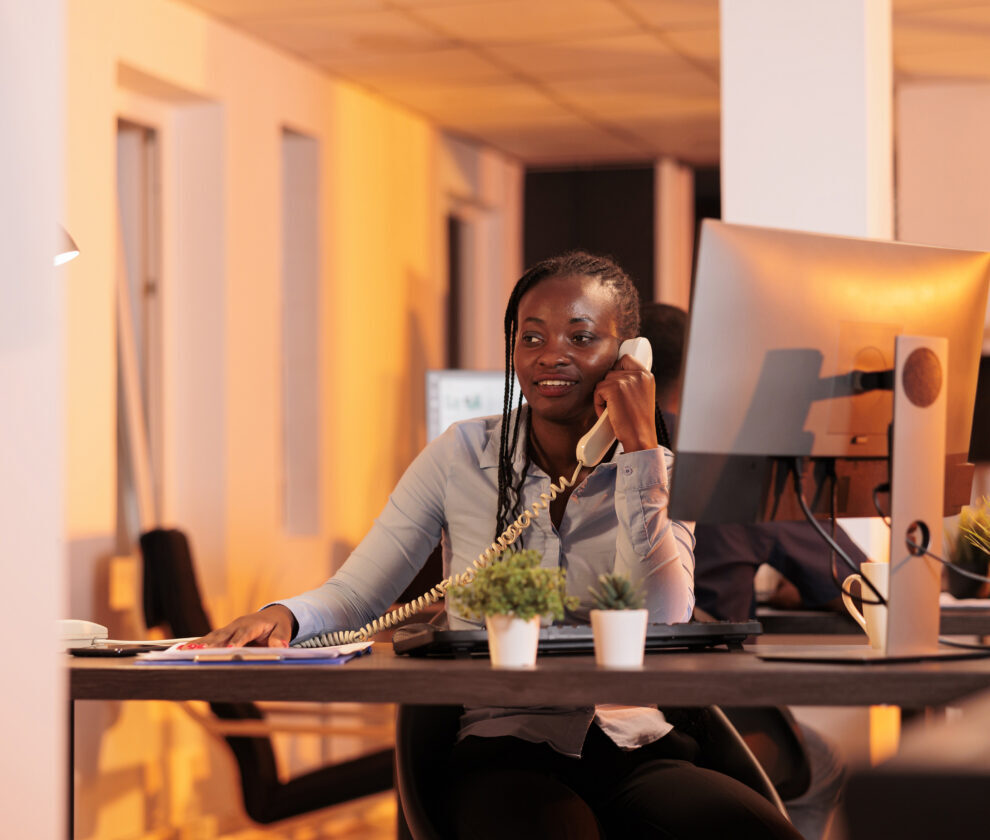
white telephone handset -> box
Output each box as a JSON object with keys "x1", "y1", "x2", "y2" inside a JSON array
[
  {"x1": 299, "y1": 336, "x2": 655, "y2": 647},
  {"x1": 575, "y1": 336, "x2": 654, "y2": 467}
]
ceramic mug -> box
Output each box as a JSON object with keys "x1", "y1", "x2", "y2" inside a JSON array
[{"x1": 842, "y1": 561, "x2": 889, "y2": 650}]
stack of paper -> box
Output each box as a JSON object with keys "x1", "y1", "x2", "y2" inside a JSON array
[{"x1": 137, "y1": 640, "x2": 373, "y2": 663}]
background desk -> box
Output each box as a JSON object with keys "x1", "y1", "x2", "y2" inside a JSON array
[
  {"x1": 757, "y1": 606, "x2": 990, "y2": 637},
  {"x1": 70, "y1": 644, "x2": 990, "y2": 709}
]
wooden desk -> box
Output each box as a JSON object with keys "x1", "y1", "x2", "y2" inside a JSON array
[
  {"x1": 757, "y1": 607, "x2": 990, "y2": 637},
  {"x1": 70, "y1": 643, "x2": 990, "y2": 709}
]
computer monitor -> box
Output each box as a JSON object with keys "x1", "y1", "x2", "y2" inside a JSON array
[
  {"x1": 425, "y1": 370, "x2": 520, "y2": 442},
  {"x1": 670, "y1": 220, "x2": 990, "y2": 659},
  {"x1": 671, "y1": 220, "x2": 990, "y2": 524}
]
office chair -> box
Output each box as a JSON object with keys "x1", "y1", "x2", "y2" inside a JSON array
[
  {"x1": 140, "y1": 527, "x2": 394, "y2": 824},
  {"x1": 394, "y1": 703, "x2": 789, "y2": 840},
  {"x1": 692, "y1": 607, "x2": 812, "y2": 802}
]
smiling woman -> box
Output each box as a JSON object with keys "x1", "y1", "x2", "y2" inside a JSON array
[{"x1": 191, "y1": 251, "x2": 797, "y2": 839}]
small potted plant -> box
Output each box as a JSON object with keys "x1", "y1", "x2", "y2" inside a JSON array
[
  {"x1": 588, "y1": 573, "x2": 648, "y2": 668},
  {"x1": 448, "y1": 549, "x2": 577, "y2": 668},
  {"x1": 948, "y1": 497, "x2": 990, "y2": 599}
]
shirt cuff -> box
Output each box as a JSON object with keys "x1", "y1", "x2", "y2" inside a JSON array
[{"x1": 614, "y1": 446, "x2": 671, "y2": 491}]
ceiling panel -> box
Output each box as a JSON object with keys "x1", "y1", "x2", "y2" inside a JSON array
[
  {"x1": 481, "y1": 123, "x2": 650, "y2": 163},
  {"x1": 179, "y1": 0, "x2": 990, "y2": 165},
  {"x1": 317, "y1": 46, "x2": 508, "y2": 86},
  {"x1": 621, "y1": 0, "x2": 719, "y2": 29},
  {"x1": 187, "y1": 0, "x2": 386, "y2": 18},
  {"x1": 235, "y1": 8, "x2": 448, "y2": 57},
  {"x1": 486, "y1": 32, "x2": 689, "y2": 81},
  {"x1": 627, "y1": 114, "x2": 721, "y2": 163},
  {"x1": 548, "y1": 71, "x2": 719, "y2": 121},
  {"x1": 408, "y1": 0, "x2": 639, "y2": 44}
]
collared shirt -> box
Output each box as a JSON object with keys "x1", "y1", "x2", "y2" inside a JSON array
[{"x1": 277, "y1": 410, "x2": 696, "y2": 756}]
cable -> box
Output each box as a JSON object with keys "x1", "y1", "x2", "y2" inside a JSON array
[
  {"x1": 790, "y1": 458, "x2": 887, "y2": 606},
  {"x1": 904, "y1": 538, "x2": 990, "y2": 585},
  {"x1": 871, "y1": 482, "x2": 891, "y2": 527},
  {"x1": 870, "y1": 485, "x2": 990, "y2": 586},
  {"x1": 296, "y1": 462, "x2": 585, "y2": 647}
]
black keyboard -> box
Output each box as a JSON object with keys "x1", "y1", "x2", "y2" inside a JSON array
[{"x1": 392, "y1": 620, "x2": 761, "y2": 657}]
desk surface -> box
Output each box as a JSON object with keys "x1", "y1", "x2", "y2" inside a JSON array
[{"x1": 69, "y1": 644, "x2": 990, "y2": 709}]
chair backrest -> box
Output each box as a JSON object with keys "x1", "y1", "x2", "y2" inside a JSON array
[
  {"x1": 721, "y1": 706, "x2": 812, "y2": 801},
  {"x1": 394, "y1": 704, "x2": 788, "y2": 840},
  {"x1": 139, "y1": 526, "x2": 396, "y2": 825},
  {"x1": 141, "y1": 528, "x2": 212, "y2": 638},
  {"x1": 139, "y1": 528, "x2": 284, "y2": 812}
]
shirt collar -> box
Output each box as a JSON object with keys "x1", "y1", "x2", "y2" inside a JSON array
[{"x1": 479, "y1": 406, "x2": 623, "y2": 474}]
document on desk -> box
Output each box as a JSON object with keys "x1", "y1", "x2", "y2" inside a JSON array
[{"x1": 136, "y1": 641, "x2": 373, "y2": 664}]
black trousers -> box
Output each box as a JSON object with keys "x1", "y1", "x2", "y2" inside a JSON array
[{"x1": 448, "y1": 726, "x2": 803, "y2": 840}]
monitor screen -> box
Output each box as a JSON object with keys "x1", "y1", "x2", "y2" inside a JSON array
[
  {"x1": 425, "y1": 370, "x2": 520, "y2": 442},
  {"x1": 671, "y1": 220, "x2": 990, "y2": 523}
]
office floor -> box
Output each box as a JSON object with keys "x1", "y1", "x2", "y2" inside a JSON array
[{"x1": 217, "y1": 791, "x2": 397, "y2": 839}]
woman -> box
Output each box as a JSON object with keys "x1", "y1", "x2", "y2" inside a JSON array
[{"x1": 196, "y1": 253, "x2": 800, "y2": 839}]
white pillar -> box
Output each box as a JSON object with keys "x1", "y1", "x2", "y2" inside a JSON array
[
  {"x1": 897, "y1": 82, "x2": 990, "y2": 507},
  {"x1": 721, "y1": 0, "x2": 893, "y2": 560},
  {"x1": 654, "y1": 157, "x2": 694, "y2": 310},
  {"x1": 721, "y1": 0, "x2": 892, "y2": 239},
  {"x1": 0, "y1": 1, "x2": 66, "y2": 837},
  {"x1": 898, "y1": 82, "x2": 990, "y2": 353}
]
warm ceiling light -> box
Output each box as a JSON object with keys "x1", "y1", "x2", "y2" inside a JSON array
[{"x1": 55, "y1": 225, "x2": 79, "y2": 266}]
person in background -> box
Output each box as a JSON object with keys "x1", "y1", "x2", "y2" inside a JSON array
[
  {"x1": 641, "y1": 301, "x2": 853, "y2": 840},
  {"x1": 641, "y1": 302, "x2": 868, "y2": 622}
]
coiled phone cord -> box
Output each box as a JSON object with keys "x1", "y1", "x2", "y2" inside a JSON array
[{"x1": 296, "y1": 462, "x2": 585, "y2": 647}]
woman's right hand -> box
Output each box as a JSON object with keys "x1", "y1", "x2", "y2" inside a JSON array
[{"x1": 181, "y1": 604, "x2": 296, "y2": 649}]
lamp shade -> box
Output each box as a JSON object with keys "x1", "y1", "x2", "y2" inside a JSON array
[{"x1": 55, "y1": 225, "x2": 79, "y2": 266}]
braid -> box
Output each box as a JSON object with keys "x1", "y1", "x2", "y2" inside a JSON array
[{"x1": 494, "y1": 251, "x2": 644, "y2": 542}]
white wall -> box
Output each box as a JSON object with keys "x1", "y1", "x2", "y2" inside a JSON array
[
  {"x1": 64, "y1": 0, "x2": 521, "y2": 836},
  {"x1": 0, "y1": 1, "x2": 65, "y2": 837},
  {"x1": 897, "y1": 81, "x2": 990, "y2": 353}
]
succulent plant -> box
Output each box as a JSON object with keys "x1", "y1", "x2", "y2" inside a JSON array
[{"x1": 587, "y1": 573, "x2": 645, "y2": 611}]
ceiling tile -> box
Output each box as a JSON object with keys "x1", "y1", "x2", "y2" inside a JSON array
[
  {"x1": 385, "y1": 82, "x2": 579, "y2": 128},
  {"x1": 896, "y1": 25, "x2": 990, "y2": 59},
  {"x1": 235, "y1": 9, "x2": 449, "y2": 56},
  {"x1": 548, "y1": 70, "x2": 719, "y2": 120},
  {"x1": 893, "y1": 0, "x2": 990, "y2": 11},
  {"x1": 487, "y1": 32, "x2": 689, "y2": 81},
  {"x1": 182, "y1": 0, "x2": 384, "y2": 19},
  {"x1": 625, "y1": 115, "x2": 721, "y2": 164},
  {"x1": 318, "y1": 46, "x2": 509, "y2": 86},
  {"x1": 482, "y1": 123, "x2": 651, "y2": 163},
  {"x1": 662, "y1": 25, "x2": 719, "y2": 65},
  {"x1": 409, "y1": 0, "x2": 638, "y2": 44},
  {"x1": 896, "y1": 47, "x2": 990, "y2": 79},
  {"x1": 621, "y1": 0, "x2": 719, "y2": 29}
]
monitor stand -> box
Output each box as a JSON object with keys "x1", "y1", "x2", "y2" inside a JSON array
[{"x1": 759, "y1": 336, "x2": 985, "y2": 664}]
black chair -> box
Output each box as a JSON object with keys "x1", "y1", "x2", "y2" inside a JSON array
[
  {"x1": 721, "y1": 706, "x2": 812, "y2": 801},
  {"x1": 140, "y1": 527, "x2": 394, "y2": 824},
  {"x1": 394, "y1": 703, "x2": 790, "y2": 840}
]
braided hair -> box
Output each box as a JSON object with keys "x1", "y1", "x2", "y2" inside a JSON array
[{"x1": 494, "y1": 252, "x2": 672, "y2": 541}]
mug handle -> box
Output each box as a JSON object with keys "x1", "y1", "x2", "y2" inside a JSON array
[{"x1": 841, "y1": 574, "x2": 868, "y2": 632}]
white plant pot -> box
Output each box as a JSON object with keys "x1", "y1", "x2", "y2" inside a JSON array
[
  {"x1": 590, "y1": 609, "x2": 649, "y2": 668},
  {"x1": 485, "y1": 614, "x2": 541, "y2": 668}
]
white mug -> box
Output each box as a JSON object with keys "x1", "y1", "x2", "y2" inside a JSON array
[{"x1": 842, "y1": 561, "x2": 889, "y2": 650}]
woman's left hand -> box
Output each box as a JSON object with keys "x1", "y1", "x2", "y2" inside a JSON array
[{"x1": 593, "y1": 353, "x2": 659, "y2": 453}]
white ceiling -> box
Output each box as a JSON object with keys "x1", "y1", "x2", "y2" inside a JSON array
[{"x1": 179, "y1": 0, "x2": 990, "y2": 166}]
